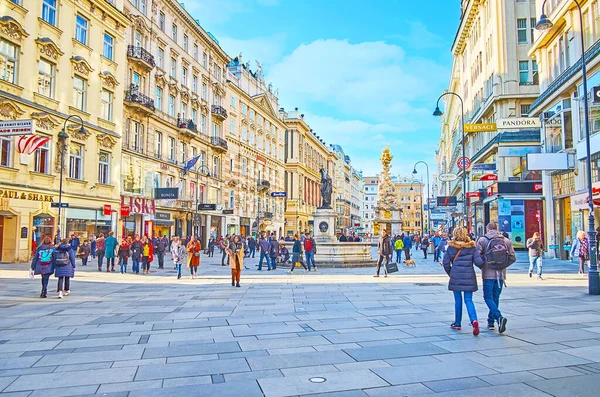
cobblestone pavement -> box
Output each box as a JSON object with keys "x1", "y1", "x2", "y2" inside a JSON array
[{"x1": 0, "y1": 249, "x2": 599, "y2": 396}]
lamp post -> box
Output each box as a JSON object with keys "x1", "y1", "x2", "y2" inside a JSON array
[
  {"x1": 433, "y1": 92, "x2": 468, "y2": 228},
  {"x1": 410, "y1": 181, "x2": 424, "y2": 235},
  {"x1": 195, "y1": 164, "x2": 210, "y2": 238},
  {"x1": 57, "y1": 115, "x2": 86, "y2": 244},
  {"x1": 536, "y1": 0, "x2": 598, "y2": 295},
  {"x1": 412, "y1": 161, "x2": 431, "y2": 234}
]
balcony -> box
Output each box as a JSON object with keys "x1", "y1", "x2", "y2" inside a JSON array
[
  {"x1": 124, "y1": 84, "x2": 155, "y2": 113},
  {"x1": 126, "y1": 45, "x2": 155, "y2": 71},
  {"x1": 176, "y1": 117, "x2": 197, "y2": 138},
  {"x1": 259, "y1": 211, "x2": 273, "y2": 219},
  {"x1": 211, "y1": 105, "x2": 228, "y2": 120},
  {"x1": 257, "y1": 179, "x2": 271, "y2": 191},
  {"x1": 210, "y1": 136, "x2": 228, "y2": 152}
]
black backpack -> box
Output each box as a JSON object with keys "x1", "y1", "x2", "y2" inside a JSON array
[
  {"x1": 54, "y1": 250, "x2": 70, "y2": 267},
  {"x1": 482, "y1": 236, "x2": 511, "y2": 271}
]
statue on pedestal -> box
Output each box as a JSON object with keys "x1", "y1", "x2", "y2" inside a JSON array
[
  {"x1": 374, "y1": 146, "x2": 402, "y2": 235},
  {"x1": 319, "y1": 168, "x2": 332, "y2": 209}
]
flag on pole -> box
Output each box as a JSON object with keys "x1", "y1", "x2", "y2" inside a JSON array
[
  {"x1": 183, "y1": 155, "x2": 201, "y2": 175},
  {"x1": 17, "y1": 135, "x2": 50, "y2": 155}
]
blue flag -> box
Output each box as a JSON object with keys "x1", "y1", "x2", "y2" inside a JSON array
[{"x1": 183, "y1": 155, "x2": 201, "y2": 175}]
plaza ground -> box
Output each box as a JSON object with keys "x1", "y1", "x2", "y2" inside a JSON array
[{"x1": 0, "y1": 249, "x2": 599, "y2": 396}]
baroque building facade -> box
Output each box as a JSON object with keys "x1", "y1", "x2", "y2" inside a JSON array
[{"x1": 0, "y1": 0, "x2": 128, "y2": 261}]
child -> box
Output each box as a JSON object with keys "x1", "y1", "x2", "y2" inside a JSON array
[
  {"x1": 117, "y1": 238, "x2": 130, "y2": 274},
  {"x1": 173, "y1": 238, "x2": 187, "y2": 279}
]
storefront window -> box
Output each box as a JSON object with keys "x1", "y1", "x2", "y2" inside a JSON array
[
  {"x1": 33, "y1": 214, "x2": 54, "y2": 245},
  {"x1": 123, "y1": 216, "x2": 136, "y2": 237},
  {"x1": 65, "y1": 209, "x2": 112, "y2": 239},
  {"x1": 552, "y1": 172, "x2": 575, "y2": 197}
]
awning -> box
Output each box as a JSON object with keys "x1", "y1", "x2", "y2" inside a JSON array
[
  {"x1": 484, "y1": 195, "x2": 544, "y2": 204},
  {"x1": 155, "y1": 220, "x2": 174, "y2": 226}
]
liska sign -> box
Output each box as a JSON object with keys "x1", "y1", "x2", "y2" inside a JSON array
[{"x1": 120, "y1": 195, "x2": 156, "y2": 215}]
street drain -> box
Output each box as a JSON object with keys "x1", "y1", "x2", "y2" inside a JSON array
[{"x1": 309, "y1": 377, "x2": 327, "y2": 383}]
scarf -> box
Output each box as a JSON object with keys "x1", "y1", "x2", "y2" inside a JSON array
[{"x1": 580, "y1": 238, "x2": 589, "y2": 256}]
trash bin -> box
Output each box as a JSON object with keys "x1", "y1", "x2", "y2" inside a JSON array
[{"x1": 428, "y1": 241, "x2": 435, "y2": 254}]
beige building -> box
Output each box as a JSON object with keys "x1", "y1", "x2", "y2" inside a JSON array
[
  {"x1": 351, "y1": 168, "x2": 364, "y2": 233},
  {"x1": 0, "y1": 0, "x2": 129, "y2": 261},
  {"x1": 120, "y1": 0, "x2": 230, "y2": 245},
  {"x1": 437, "y1": 0, "x2": 542, "y2": 238},
  {"x1": 224, "y1": 54, "x2": 286, "y2": 237},
  {"x1": 281, "y1": 108, "x2": 336, "y2": 237},
  {"x1": 331, "y1": 144, "x2": 352, "y2": 233},
  {"x1": 395, "y1": 177, "x2": 424, "y2": 235}
]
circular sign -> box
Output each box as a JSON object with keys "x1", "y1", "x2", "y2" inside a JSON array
[
  {"x1": 457, "y1": 157, "x2": 471, "y2": 170},
  {"x1": 319, "y1": 221, "x2": 329, "y2": 232},
  {"x1": 438, "y1": 173, "x2": 458, "y2": 182}
]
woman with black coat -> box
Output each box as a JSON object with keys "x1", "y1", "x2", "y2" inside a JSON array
[
  {"x1": 30, "y1": 237, "x2": 55, "y2": 298},
  {"x1": 443, "y1": 227, "x2": 484, "y2": 336}
]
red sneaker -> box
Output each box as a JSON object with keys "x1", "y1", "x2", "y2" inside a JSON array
[
  {"x1": 472, "y1": 320, "x2": 480, "y2": 336},
  {"x1": 450, "y1": 323, "x2": 461, "y2": 330}
]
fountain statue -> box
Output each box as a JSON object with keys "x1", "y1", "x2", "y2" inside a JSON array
[{"x1": 373, "y1": 146, "x2": 403, "y2": 236}]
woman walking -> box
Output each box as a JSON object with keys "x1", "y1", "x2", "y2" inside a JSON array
[
  {"x1": 30, "y1": 237, "x2": 55, "y2": 298},
  {"x1": 141, "y1": 236, "x2": 154, "y2": 274},
  {"x1": 186, "y1": 235, "x2": 201, "y2": 279},
  {"x1": 289, "y1": 234, "x2": 308, "y2": 273},
  {"x1": 53, "y1": 239, "x2": 76, "y2": 299},
  {"x1": 421, "y1": 234, "x2": 430, "y2": 259},
  {"x1": 442, "y1": 227, "x2": 484, "y2": 336},
  {"x1": 208, "y1": 237, "x2": 215, "y2": 257},
  {"x1": 90, "y1": 235, "x2": 97, "y2": 260},
  {"x1": 78, "y1": 239, "x2": 91, "y2": 266},
  {"x1": 571, "y1": 230, "x2": 589, "y2": 276},
  {"x1": 117, "y1": 238, "x2": 130, "y2": 274},
  {"x1": 130, "y1": 235, "x2": 142, "y2": 274},
  {"x1": 228, "y1": 235, "x2": 244, "y2": 287},
  {"x1": 526, "y1": 232, "x2": 544, "y2": 280},
  {"x1": 173, "y1": 238, "x2": 186, "y2": 279}
]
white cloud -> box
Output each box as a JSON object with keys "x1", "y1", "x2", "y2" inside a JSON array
[
  {"x1": 387, "y1": 21, "x2": 447, "y2": 49},
  {"x1": 218, "y1": 34, "x2": 287, "y2": 66},
  {"x1": 180, "y1": 0, "x2": 279, "y2": 25}
]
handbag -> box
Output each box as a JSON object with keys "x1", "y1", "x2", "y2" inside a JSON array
[
  {"x1": 194, "y1": 251, "x2": 200, "y2": 258},
  {"x1": 385, "y1": 257, "x2": 399, "y2": 273}
]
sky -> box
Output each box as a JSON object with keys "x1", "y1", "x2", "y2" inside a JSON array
[{"x1": 182, "y1": 0, "x2": 459, "y2": 178}]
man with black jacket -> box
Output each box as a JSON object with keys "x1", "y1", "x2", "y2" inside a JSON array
[
  {"x1": 374, "y1": 230, "x2": 393, "y2": 277},
  {"x1": 155, "y1": 233, "x2": 169, "y2": 269}
]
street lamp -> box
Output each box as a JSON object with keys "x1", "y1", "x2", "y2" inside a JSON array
[
  {"x1": 57, "y1": 115, "x2": 86, "y2": 244},
  {"x1": 412, "y1": 161, "x2": 431, "y2": 234},
  {"x1": 410, "y1": 181, "x2": 424, "y2": 235},
  {"x1": 536, "y1": 0, "x2": 599, "y2": 295},
  {"x1": 195, "y1": 164, "x2": 210, "y2": 238},
  {"x1": 433, "y1": 92, "x2": 468, "y2": 227}
]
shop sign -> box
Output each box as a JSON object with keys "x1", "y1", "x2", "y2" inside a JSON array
[
  {"x1": 21, "y1": 227, "x2": 28, "y2": 239},
  {"x1": 437, "y1": 196, "x2": 457, "y2": 207},
  {"x1": 103, "y1": 204, "x2": 111, "y2": 216},
  {"x1": 571, "y1": 192, "x2": 589, "y2": 211},
  {"x1": 438, "y1": 173, "x2": 458, "y2": 182},
  {"x1": 472, "y1": 174, "x2": 498, "y2": 181},
  {"x1": 271, "y1": 192, "x2": 287, "y2": 197},
  {"x1": 464, "y1": 123, "x2": 497, "y2": 133},
  {"x1": 457, "y1": 157, "x2": 471, "y2": 170},
  {"x1": 496, "y1": 118, "x2": 541, "y2": 129},
  {"x1": 120, "y1": 196, "x2": 156, "y2": 215},
  {"x1": 50, "y1": 202, "x2": 68, "y2": 208},
  {"x1": 226, "y1": 216, "x2": 238, "y2": 225},
  {"x1": 534, "y1": 183, "x2": 543, "y2": 192},
  {"x1": 159, "y1": 163, "x2": 170, "y2": 171},
  {"x1": 155, "y1": 212, "x2": 170, "y2": 220},
  {"x1": 240, "y1": 217, "x2": 250, "y2": 226},
  {"x1": 497, "y1": 146, "x2": 541, "y2": 157},
  {"x1": 0, "y1": 189, "x2": 54, "y2": 202},
  {"x1": 487, "y1": 186, "x2": 495, "y2": 197},
  {"x1": 222, "y1": 209, "x2": 234, "y2": 215},
  {"x1": 0, "y1": 119, "x2": 34, "y2": 136},
  {"x1": 120, "y1": 205, "x2": 131, "y2": 217},
  {"x1": 472, "y1": 163, "x2": 496, "y2": 172},
  {"x1": 155, "y1": 188, "x2": 179, "y2": 200},
  {"x1": 466, "y1": 192, "x2": 481, "y2": 198},
  {"x1": 198, "y1": 203, "x2": 217, "y2": 211},
  {"x1": 496, "y1": 182, "x2": 543, "y2": 194}
]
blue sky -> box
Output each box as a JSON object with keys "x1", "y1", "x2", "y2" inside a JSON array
[{"x1": 183, "y1": 0, "x2": 459, "y2": 176}]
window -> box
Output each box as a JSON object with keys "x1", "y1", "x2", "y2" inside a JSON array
[
  {"x1": 181, "y1": 103, "x2": 187, "y2": 119},
  {"x1": 519, "y1": 61, "x2": 529, "y2": 84},
  {"x1": 242, "y1": 126, "x2": 248, "y2": 140},
  {"x1": 531, "y1": 17, "x2": 537, "y2": 43},
  {"x1": 193, "y1": 43, "x2": 198, "y2": 60},
  {"x1": 249, "y1": 109, "x2": 255, "y2": 120},
  {"x1": 229, "y1": 158, "x2": 234, "y2": 172},
  {"x1": 38, "y1": 59, "x2": 54, "y2": 98},
  {"x1": 201, "y1": 115, "x2": 206, "y2": 132},
  {"x1": 183, "y1": 35, "x2": 189, "y2": 52},
  {"x1": 133, "y1": 0, "x2": 147, "y2": 14},
  {"x1": 191, "y1": 108, "x2": 197, "y2": 124},
  {"x1": 171, "y1": 24, "x2": 177, "y2": 42},
  {"x1": 156, "y1": 132, "x2": 162, "y2": 158},
  {"x1": 101, "y1": 89, "x2": 113, "y2": 121},
  {"x1": 202, "y1": 52, "x2": 207, "y2": 69},
  {"x1": 182, "y1": 67, "x2": 188, "y2": 87},
  {"x1": 213, "y1": 123, "x2": 219, "y2": 138},
  {"x1": 595, "y1": 2, "x2": 600, "y2": 41},
  {"x1": 170, "y1": 57, "x2": 176, "y2": 78},
  {"x1": 520, "y1": 104, "x2": 531, "y2": 117},
  {"x1": 249, "y1": 131, "x2": 255, "y2": 144},
  {"x1": 532, "y1": 60, "x2": 539, "y2": 84},
  {"x1": 192, "y1": 75, "x2": 198, "y2": 93},
  {"x1": 75, "y1": 15, "x2": 88, "y2": 45},
  {"x1": 181, "y1": 142, "x2": 187, "y2": 164},
  {"x1": 201, "y1": 83, "x2": 207, "y2": 99},
  {"x1": 242, "y1": 158, "x2": 247, "y2": 175},
  {"x1": 33, "y1": 139, "x2": 50, "y2": 174},
  {"x1": 229, "y1": 190, "x2": 235, "y2": 209},
  {"x1": 103, "y1": 33, "x2": 114, "y2": 60},
  {"x1": 0, "y1": 39, "x2": 17, "y2": 84},
  {"x1": 258, "y1": 135, "x2": 263, "y2": 149},
  {"x1": 231, "y1": 95, "x2": 236, "y2": 107},
  {"x1": 98, "y1": 151, "x2": 110, "y2": 184},
  {"x1": 517, "y1": 19, "x2": 527, "y2": 43},
  {"x1": 159, "y1": 12, "x2": 165, "y2": 31},
  {"x1": 241, "y1": 104, "x2": 247, "y2": 115},
  {"x1": 168, "y1": 137, "x2": 175, "y2": 161},
  {"x1": 212, "y1": 156, "x2": 218, "y2": 177},
  {"x1": 156, "y1": 87, "x2": 163, "y2": 111},
  {"x1": 0, "y1": 136, "x2": 11, "y2": 167},
  {"x1": 157, "y1": 48, "x2": 164, "y2": 69},
  {"x1": 230, "y1": 119, "x2": 235, "y2": 134},
  {"x1": 42, "y1": 0, "x2": 57, "y2": 26},
  {"x1": 73, "y1": 76, "x2": 86, "y2": 110},
  {"x1": 168, "y1": 95, "x2": 175, "y2": 117},
  {"x1": 69, "y1": 144, "x2": 83, "y2": 180}
]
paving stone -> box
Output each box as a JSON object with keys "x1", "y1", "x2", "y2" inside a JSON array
[
  {"x1": 247, "y1": 350, "x2": 355, "y2": 371},
  {"x1": 526, "y1": 373, "x2": 600, "y2": 397},
  {"x1": 343, "y1": 342, "x2": 448, "y2": 362},
  {"x1": 53, "y1": 362, "x2": 112, "y2": 372},
  {"x1": 0, "y1": 376, "x2": 17, "y2": 392},
  {"x1": 223, "y1": 369, "x2": 284, "y2": 382},
  {"x1": 128, "y1": 380, "x2": 265, "y2": 397},
  {"x1": 280, "y1": 364, "x2": 339, "y2": 377},
  {"x1": 5, "y1": 367, "x2": 136, "y2": 392},
  {"x1": 142, "y1": 341, "x2": 240, "y2": 359},
  {"x1": 374, "y1": 359, "x2": 497, "y2": 385},
  {"x1": 161, "y1": 375, "x2": 213, "y2": 388},
  {"x1": 303, "y1": 391, "x2": 369, "y2": 397},
  {"x1": 258, "y1": 369, "x2": 388, "y2": 397},
  {"x1": 468, "y1": 351, "x2": 591, "y2": 373},
  {"x1": 478, "y1": 371, "x2": 545, "y2": 385},
  {"x1": 57, "y1": 335, "x2": 140, "y2": 349},
  {"x1": 165, "y1": 354, "x2": 219, "y2": 363},
  {"x1": 239, "y1": 335, "x2": 331, "y2": 351},
  {"x1": 97, "y1": 380, "x2": 163, "y2": 394},
  {"x1": 28, "y1": 385, "x2": 99, "y2": 397},
  {"x1": 531, "y1": 367, "x2": 587, "y2": 379},
  {"x1": 324, "y1": 330, "x2": 412, "y2": 344},
  {"x1": 363, "y1": 382, "x2": 434, "y2": 397},
  {"x1": 34, "y1": 348, "x2": 142, "y2": 367},
  {"x1": 423, "y1": 376, "x2": 490, "y2": 392},
  {"x1": 431, "y1": 336, "x2": 531, "y2": 353},
  {"x1": 559, "y1": 345, "x2": 600, "y2": 362},
  {"x1": 135, "y1": 358, "x2": 250, "y2": 380},
  {"x1": 111, "y1": 358, "x2": 166, "y2": 368},
  {"x1": 417, "y1": 383, "x2": 553, "y2": 397}
]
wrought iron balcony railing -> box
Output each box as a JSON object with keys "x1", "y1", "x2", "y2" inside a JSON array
[
  {"x1": 211, "y1": 136, "x2": 228, "y2": 150},
  {"x1": 177, "y1": 117, "x2": 197, "y2": 132},
  {"x1": 211, "y1": 105, "x2": 228, "y2": 119},
  {"x1": 126, "y1": 45, "x2": 155, "y2": 68},
  {"x1": 125, "y1": 84, "x2": 155, "y2": 111}
]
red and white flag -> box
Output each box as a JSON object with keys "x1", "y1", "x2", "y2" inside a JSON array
[{"x1": 17, "y1": 135, "x2": 50, "y2": 155}]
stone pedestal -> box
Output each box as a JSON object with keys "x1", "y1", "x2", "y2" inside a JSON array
[{"x1": 312, "y1": 208, "x2": 337, "y2": 244}]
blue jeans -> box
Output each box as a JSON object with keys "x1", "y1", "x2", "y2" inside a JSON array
[
  {"x1": 97, "y1": 251, "x2": 105, "y2": 268},
  {"x1": 258, "y1": 252, "x2": 271, "y2": 270},
  {"x1": 305, "y1": 251, "x2": 316, "y2": 269},
  {"x1": 453, "y1": 291, "x2": 477, "y2": 325},
  {"x1": 249, "y1": 247, "x2": 256, "y2": 258},
  {"x1": 120, "y1": 257, "x2": 128, "y2": 273},
  {"x1": 132, "y1": 259, "x2": 140, "y2": 274},
  {"x1": 395, "y1": 249, "x2": 402, "y2": 263},
  {"x1": 529, "y1": 256, "x2": 542, "y2": 276},
  {"x1": 434, "y1": 248, "x2": 441, "y2": 261},
  {"x1": 483, "y1": 279, "x2": 503, "y2": 326},
  {"x1": 270, "y1": 256, "x2": 277, "y2": 270}
]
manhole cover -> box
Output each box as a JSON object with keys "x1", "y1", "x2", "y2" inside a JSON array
[
  {"x1": 309, "y1": 377, "x2": 327, "y2": 383},
  {"x1": 413, "y1": 283, "x2": 444, "y2": 287}
]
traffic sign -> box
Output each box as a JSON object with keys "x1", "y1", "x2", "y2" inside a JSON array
[
  {"x1": 271, "y1": 192, "x2": 287, "y2": 198},
  {"x1": 51, "y1": 202, "x2": 69, "y2": 208},
  {"x1": 457, "y1": 157, "x2": 471, "y2": 170}
]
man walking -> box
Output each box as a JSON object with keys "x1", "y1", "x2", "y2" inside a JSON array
[
  {"x1": 527, "y1": 232, "x2": 544, "y2": 280},
  {"x1": 476, "y1": 222, "x2": 516, "y2": 334},
  {"x1": 155, "y1": 233, "x2": 168, "y2": 269},
  {"x1": 394, "y1": 235, "x2": 404, "y2": 263},
  {"x1": 290, "y1": 234, "x2": 308, "y2": 273},
  {"x1": 96, "y1": 233, "x2": 106, "y2": 271},
  {"x1": 247, "y1": 235, "x2": 257, "y2": 258},
  {"x1": 433, "y1": 233, "x2": 442, "y2": 262},
  {"x1": 374, "y1": 230, "x2": 392, "y2": 277},
  {"x1": 258, "y1": 234, "x2": 272, "y2": 271},
  {"x1": 304, "y1": 232, "x2": 317, "y2": 271},
  {"x1": 269, "y1": 236, "x2": 279, "y2": 270},
  {"x1": 402, "y1": 233, "x2": 412, "y2": 261}
]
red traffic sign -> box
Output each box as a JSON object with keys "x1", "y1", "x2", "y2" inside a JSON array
[
  {"x1": 466, "y1": 192, "x2": 480, "y2": 198},
  {"x1": 103, "y1": 204, "x2": 111, "y2": 216},
  {"x1": 457, "y1": 156, "x2": 471, "y2": 170},
  {"x1": 120, "y1": 205, "x2": 131, "y2": 217}
]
